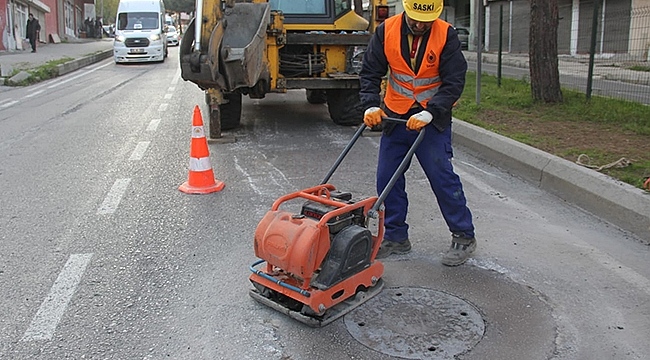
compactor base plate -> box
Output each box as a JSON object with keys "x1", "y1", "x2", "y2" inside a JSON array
[{"x1": 249, "y1": 279, "x2": 385, "y2": 327}]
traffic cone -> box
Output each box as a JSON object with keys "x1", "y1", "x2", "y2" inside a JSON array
[{"x1": 179, "y1": 105, "x2": 225, "y2": 194}]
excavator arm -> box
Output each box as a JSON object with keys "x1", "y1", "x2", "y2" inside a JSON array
[
  {"x1": 180, "y1": 0, "x2": 273, "y2": 137},
  {"x1": 180, "y1": 0, "x2": 389, "y2": 138}
]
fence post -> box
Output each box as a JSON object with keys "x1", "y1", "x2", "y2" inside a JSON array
[
  {"x1": 498, "y1": 5, "x2": 503, "y2": 87},
  {"x1": 476, "y1": 0, "x2": 484, "y2": 105},
  {"x1": 586, "y1": 0, "x2": 601, "y2": 101}
]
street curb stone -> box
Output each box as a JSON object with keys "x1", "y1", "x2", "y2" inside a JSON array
[
  {"x1": 57, "y1": 49, "x2": 113, "y2": 76},
  {"x1": 452, "y1": 118, "x2": 650, "y2": 242}
]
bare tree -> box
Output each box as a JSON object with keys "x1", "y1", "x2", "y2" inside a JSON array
[{"x1": 529, "y1": 0, "x2": 563, "y2": 103}]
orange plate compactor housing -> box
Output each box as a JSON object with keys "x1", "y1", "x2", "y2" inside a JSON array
[{"x1": 249, "y1": 122, "x2": 426, "y2": 327}]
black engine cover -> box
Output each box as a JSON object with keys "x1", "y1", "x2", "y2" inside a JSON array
[{"x1": 312, "y1": 225, "x2": 372, "y2": 289}]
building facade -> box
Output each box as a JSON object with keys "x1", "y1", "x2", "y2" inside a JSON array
[
  {"x1": 385, "y1": 0, "x2": 650, "y2": 60},
  {"x1": 1, "y1": 0, "x2": 95, "y2": 51},
  {"x1": 483, "y1": 0, "x2": 650, "y2": 59}
]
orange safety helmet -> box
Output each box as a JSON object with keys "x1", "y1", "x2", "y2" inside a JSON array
[{"x1": 402, "y1": 0, "x2": 444, "y2": 22}]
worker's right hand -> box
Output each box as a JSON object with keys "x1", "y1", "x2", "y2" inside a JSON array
[{"x1": 363, "y1": 107, "x2": 386, "y2": 127}]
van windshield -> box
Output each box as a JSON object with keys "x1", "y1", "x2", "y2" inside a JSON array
[{"x1": 117, "y1": 12, "x2": 159, "y2": 30}]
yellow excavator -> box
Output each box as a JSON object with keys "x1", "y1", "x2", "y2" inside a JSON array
[{"x1": 180, "y1": 0, "x2": 389, "y2": 138}]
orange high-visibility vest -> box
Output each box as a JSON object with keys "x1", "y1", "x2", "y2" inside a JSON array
[{"x1": 383, "y1": 15, "x2": 451, "y2": 114}]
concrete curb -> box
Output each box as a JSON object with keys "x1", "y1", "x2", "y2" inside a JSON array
[
  {"x1": 452, "y1": 118, "x2": 650, "y2": 241},
  {"x1": 56, "y1": 49, "x2": 113, "y2": 76}
]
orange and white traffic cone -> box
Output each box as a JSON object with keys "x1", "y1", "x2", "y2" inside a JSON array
[{"x1": 179, "y1": 105, "x2": 225, "y2": 194}]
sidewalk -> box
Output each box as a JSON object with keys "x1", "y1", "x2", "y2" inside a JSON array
[{"x1": 0, "y1": 38, "x2": 113, "y2": 86}]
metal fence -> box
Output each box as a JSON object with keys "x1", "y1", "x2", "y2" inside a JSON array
[{"x1": 458, "y1": 1, "x2": 650, "y2": 105}]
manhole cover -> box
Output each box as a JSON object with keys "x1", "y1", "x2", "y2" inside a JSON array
[{"x1": 344, "y1": 287, "x2": 485, "y2": 359}]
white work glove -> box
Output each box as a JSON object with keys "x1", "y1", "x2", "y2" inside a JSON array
[
  {"x1": 406, "y1": 110, "x2": 432, "y2": 131},
  {"x1": 363, "y1": 107, "x2": 386, "y2": 127}
]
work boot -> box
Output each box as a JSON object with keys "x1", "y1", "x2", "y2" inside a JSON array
[
  {"x1": 375, "y1": 239, "x2": 411, "y2": 259},
  {"x1": 441, "y1": 234, "x2": 476, "y2": 266}
]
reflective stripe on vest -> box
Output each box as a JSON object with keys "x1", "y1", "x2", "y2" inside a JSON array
[
  {"x1": 388, "y1": 73, "x2": 442, "y2": 103},
  {"x1": 382, "y1": 14, "x2": 451, "y2": 114}
]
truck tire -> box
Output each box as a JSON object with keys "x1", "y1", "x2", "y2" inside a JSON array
[
  {"x1": 206, "y1": 92, "x2": 242, "y2": 135},
  {"x1": 219, "y1": 92, "x2": 243, "y2": 130},
  {"x1": 306, "y1": 90, "x2": 327, "y2": 104},
  {"x1": 326, "y1": 89, "x2": 364, "y2": 126}
]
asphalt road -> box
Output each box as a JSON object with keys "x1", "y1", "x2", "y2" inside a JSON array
[{"x1": 1, "y1": 47, "x2": 649, "y2": 359}]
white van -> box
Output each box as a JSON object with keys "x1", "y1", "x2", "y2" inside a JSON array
[{"x1": 113, "y1": 0, "x2": 168, "y2": 63}]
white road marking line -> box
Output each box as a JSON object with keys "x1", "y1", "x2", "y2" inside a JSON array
[
  {"x1": 22, "y1": 253, "x2": 93, "y2": 341},
  {"x1": 97, "y1": 178, "x2": 131, "y2": 214},
  {"x1": 146, "y1": 119, "x2": 161, "y2": 131},
  {"x1": 30, "y1": 82, "x2": 49, "y2": 91},
  {"x1": 167, "y1": 86, "x2": 175, "y2": 92},
  {"x1": 158, "y1": 103, "x2": 168, "y2": 112},
  {"x1": 164, "y1": 93, "x2": 172, "y2": 99},
  {"x1": 0, "y1": 98, "x2": 14, "y2": 105},
  {"x1": 1, "y1": 100, "x2": 18, "y2": 108},
  {"x1": 47, "y1": 63, "x2": 112, "y2": 89},
  {"x1": 24, "y1": 89, "x2": 45, "y2": 98},
  {"x1": 128, "y1": 141, "x2": 150, "y2": 161},
  {"x1": 171, "y1": 70, "x2": 181, "y2": 85}
]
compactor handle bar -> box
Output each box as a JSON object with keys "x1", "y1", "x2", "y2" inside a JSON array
[
  {"x1": 320, "y1": 123, "x2": 367, "y2": 185},
  {"x1": 319, "y1": 117, "x2": 426, "y2": 219}
]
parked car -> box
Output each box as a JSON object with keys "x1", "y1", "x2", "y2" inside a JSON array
[
  {"x1": 166, "y1": 25, "x2": 179, "y2": 46},
  {"x1": 456, "y1": 27, "x2": 469, "y2": 50}
]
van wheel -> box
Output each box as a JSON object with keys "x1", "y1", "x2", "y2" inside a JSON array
[{"x1": 326, "y1": 89, "x2": 363, "y2": 126}]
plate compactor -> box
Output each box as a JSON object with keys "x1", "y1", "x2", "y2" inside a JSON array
[{"x1": 249, "y1": 120, "x2": 425, "y2": 327}]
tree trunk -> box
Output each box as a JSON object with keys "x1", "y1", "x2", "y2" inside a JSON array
[{"x1": 529, "y1": 0, "x2": 563, "y2": 103}]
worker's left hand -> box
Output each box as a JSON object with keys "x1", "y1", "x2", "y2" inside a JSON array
[{"x1": 406, "y1": 110, "x2": 432, "y2": 131}]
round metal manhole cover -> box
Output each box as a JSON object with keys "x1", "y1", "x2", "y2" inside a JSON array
[{"x1": 344, "y1": 287, "x2": 485, "y2": 359}]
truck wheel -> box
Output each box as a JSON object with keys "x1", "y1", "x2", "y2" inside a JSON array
[
  {"x1": 306, "y1": 90, "x2": 327, "y2": 104},
  {"x1": 326, "y1": 89, "x2": 363, "y2": 126},
  {"x1": 206, "y1": 92, "x2": 242, "y2": 135},
  {"x1": 219, "y1": 92, "x2": 242, "y2": 130}
]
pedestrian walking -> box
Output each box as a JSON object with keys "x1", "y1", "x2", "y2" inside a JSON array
[
  {"x1": 359, "y1": 0, "x2": 477, "y2": 266},
  {"x1": 26, "y1": 13, "x2": 41, "y2": 53}
]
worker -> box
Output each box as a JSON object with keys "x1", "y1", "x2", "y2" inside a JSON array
[{"x1": 359, "y1": 0, "x2": 476, "y2": 266}]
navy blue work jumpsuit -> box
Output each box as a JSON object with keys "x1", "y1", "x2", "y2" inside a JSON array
[{"x1": 359, "y1": 14, "x2": 475, "y2": 243}]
